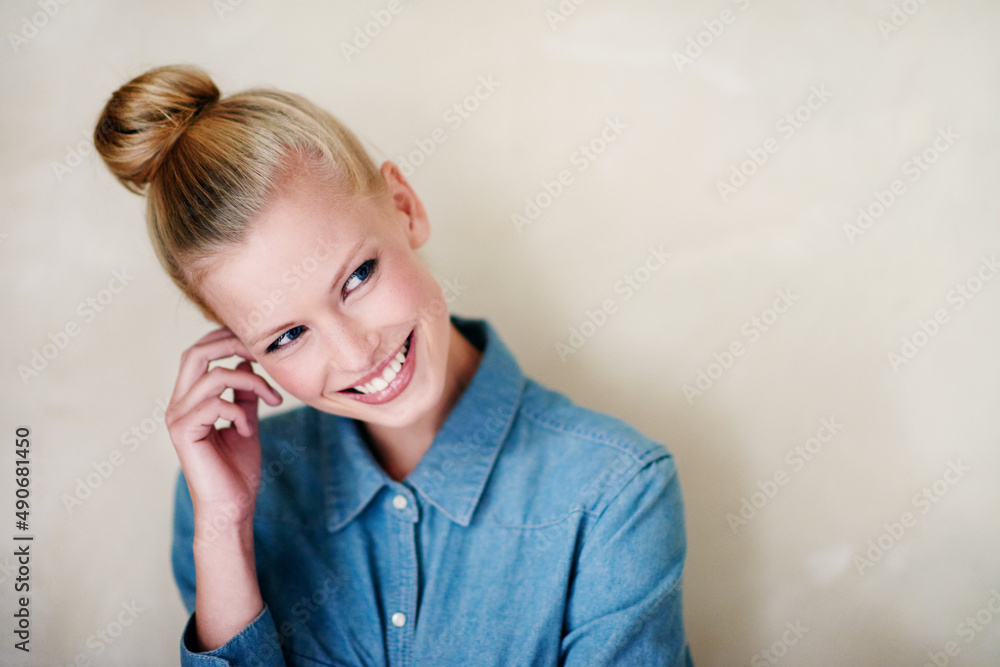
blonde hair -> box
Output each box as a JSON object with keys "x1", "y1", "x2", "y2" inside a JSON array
[{"x1": 93, "y1": 64, "x2": 386, "y2": 323}]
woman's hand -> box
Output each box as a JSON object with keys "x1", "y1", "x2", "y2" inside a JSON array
[
  {"x1": 164, "y1": 326, "x2": 283, "y2": 530},
  {"x1": 165, "y1": 326, "x2": 280, "y2": 651}
]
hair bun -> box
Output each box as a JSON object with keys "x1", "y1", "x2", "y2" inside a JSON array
[{"x1": 94, "y1": 64, "x2": 220, "y2": 193}]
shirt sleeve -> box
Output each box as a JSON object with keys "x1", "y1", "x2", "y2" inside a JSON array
[
  {"x1": 559, "y1": 454, "x2": 694, "y2": 666},
  {"x1": 171, "y1": 469, "x2": 287, "y2": 667}
]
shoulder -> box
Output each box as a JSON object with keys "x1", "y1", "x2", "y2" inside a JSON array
[
  {"x1": 485, "y1": 377, "x2": 679, "y2": 526},
  {"x1": 517, "y1": 377, "x2": 671, "y2": 465}
]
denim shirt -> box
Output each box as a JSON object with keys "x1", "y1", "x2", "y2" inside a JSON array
[{"x1": 171, "y1": 315, "x2": 694, "y2": 666}]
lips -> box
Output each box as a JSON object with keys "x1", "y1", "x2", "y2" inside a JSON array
[
  {"x1": 339, "y1": 329, "x2": 413, "y2": 394},
  {"x1": 334, "y1": 328, "x2": 417, "y2": 405}
]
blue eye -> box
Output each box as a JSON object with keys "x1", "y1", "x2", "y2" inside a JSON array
[
  {"x1": 343, "y1": 258, "x2": 377, "y2": 296},
  {"x1": 263, "y1": 258, "x2": 377, "y2": 355},
  {"x1": 266, "y1": 325, "x2": 305, "y2": 354}
]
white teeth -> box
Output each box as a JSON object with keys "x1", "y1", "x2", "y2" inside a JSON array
[{"x1": 350, "y1": 334, "x2": 410, "y2": 393}]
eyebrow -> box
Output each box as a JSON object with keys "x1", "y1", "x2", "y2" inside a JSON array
[{"x1": 248, "y1": 238, "x2": 366, "y2": 350}]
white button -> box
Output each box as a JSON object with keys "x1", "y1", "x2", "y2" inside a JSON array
[
  {"x1": 391, "y1": 612, "x2": 406, "y2": 627},
  {"x1": 392, "y1": 494, "x2": 408, "y2": 510}
]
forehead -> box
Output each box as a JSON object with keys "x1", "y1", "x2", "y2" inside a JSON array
[{"x1": 198, "y1": 172, "x2": 383, "y2": 336}]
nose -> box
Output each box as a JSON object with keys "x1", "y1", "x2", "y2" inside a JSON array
[{"x1": 326, "y1": 317, "x2": 381, "y2": 376}]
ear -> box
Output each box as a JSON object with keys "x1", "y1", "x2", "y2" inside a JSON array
[{"x1": 379, "y1": 160, "x2": 430, "y2": 250}]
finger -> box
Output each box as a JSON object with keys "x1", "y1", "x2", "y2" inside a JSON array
[
  {"x1": 173, "y1": 395, "x2": 252, "y2": 442},
  {"x1": 195, "y1": 326, "x2": 238, "y2": 345},
  {"x1": 171, "y1": 365, "x2": 283, "y2": 423},
  {"x1": 199, "y1": 396, "x2": 251, "y2": 439},
  {"x1": 171, "y1": 334, "x2": 262, "y2": 406},
  {"x1": 232, "y1": 360, "x2": 282, "y2": 428},
  {"x1": 232, "y1": 360, "x2": 281, "y2": 395},
  {"x1": 169, "y1": 395, "x2": 253, "y2": 464},
  {"x1": 232, "y1": 360, "x2": 259, "y2": 407},
  {"x1": 204, "y1": 328, "x2": 258, "y2": 362},
  {"x1": 204, "y1": 332, "x2": 260, "y2": 370}
]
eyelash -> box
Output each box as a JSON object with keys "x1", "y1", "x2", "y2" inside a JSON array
[{"x1": 264, "y1": 258, "x2": 378, "y2": 354}]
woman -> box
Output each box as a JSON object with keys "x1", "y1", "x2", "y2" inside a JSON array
[{"x1": 94, "y1": 64, "x2": 694, "y2": 666}]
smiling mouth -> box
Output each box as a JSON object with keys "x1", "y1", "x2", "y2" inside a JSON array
[{"x1": 341, "y1": 331, "x2": 413, "y2": 394}]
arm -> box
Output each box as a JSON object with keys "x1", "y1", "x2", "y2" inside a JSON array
[
  {"x1": 560, "y1": 454, "x2": 694, "y2": 666},
  {"x1": 164, "y1": 327, "x2": 288, "y2": 666},
  {"x1": 172, "y1": 469, "x2": 287, "y2": 666}
]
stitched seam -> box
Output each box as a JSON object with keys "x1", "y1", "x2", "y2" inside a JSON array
[
  {"x1": 518, "y1": 389, "x2": 668, "y2": 464},
  {"x1": 491, "y1": 506, "x2": 600, "y2": 529}
]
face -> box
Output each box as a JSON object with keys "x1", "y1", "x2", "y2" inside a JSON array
[{"x1": 198, "y1": 160, "x2": 454, "y2": 429}]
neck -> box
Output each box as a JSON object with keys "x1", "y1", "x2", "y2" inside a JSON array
[{"x1": 362, "y1": 320, "x2": 482, "y2": 482}]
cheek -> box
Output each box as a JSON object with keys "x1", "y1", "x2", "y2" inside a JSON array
[
  {"x1": 377, "y1": 254, "x2": 445, "y2": 321},
  {"x1": 262, "y1": 360, "x2": 324, "y2": 400}
]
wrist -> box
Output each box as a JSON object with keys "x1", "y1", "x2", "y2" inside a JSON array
[
  {"x1": 193, "y1": 506, "x2": 256, "y2": 552},
  {"x1": 193, "y1": 490, "x2": 255, "y2": 527}
]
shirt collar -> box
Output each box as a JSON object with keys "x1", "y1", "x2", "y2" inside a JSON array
[{"x1": 318, "y1": 315, "x2": 524, "y2": 532}]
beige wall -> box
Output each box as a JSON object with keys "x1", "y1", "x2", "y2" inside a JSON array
[{"x1": 2, "y1": 1, "x2": 999, "y2": 664}]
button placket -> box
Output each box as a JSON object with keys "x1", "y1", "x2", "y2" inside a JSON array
[{"x1": 386, "y1": 484, "x2": 418, "y2": 666}]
